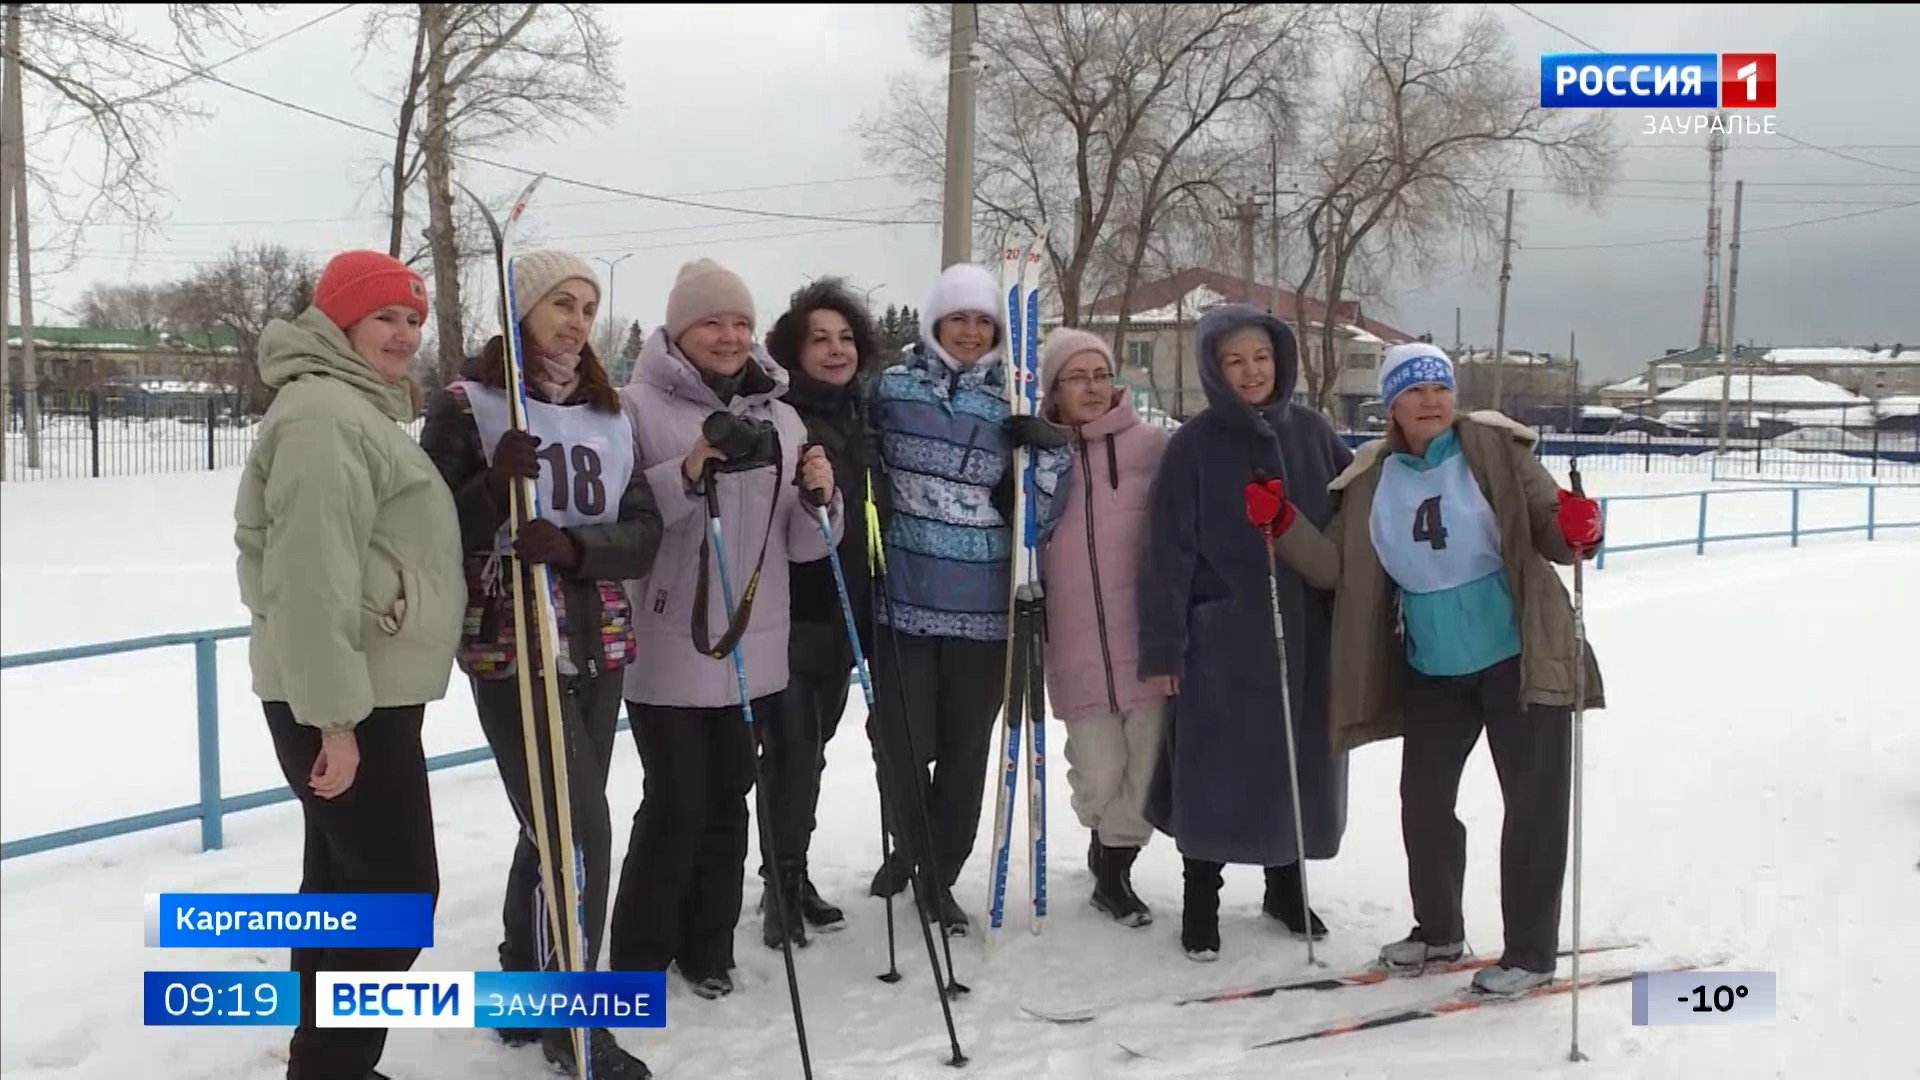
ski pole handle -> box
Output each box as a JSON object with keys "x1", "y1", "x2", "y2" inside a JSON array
[
  {"x1": 1569, "y1": 458, "x2": 1585, "y2": 498},
  {"x1": 794, "y1": 441, "x2": 832, "y2": 508}
]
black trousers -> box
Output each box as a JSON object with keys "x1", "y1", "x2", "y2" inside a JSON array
[
  {"x1": 1399, "y1": 655, "x2": 1573, "y2": 973},
  {"x1": 759, "y1": 664, "x2": 852, "y2": 884},
  {"x1": 869, "y1": 629, "x2": 1009, "y2": 891},
  {"x1": 471, "y1": 671, "x2": 622, "y2": 974},
  {"x1": 607, "y1": 696, "x2": 768, "y2": 978},
  {"x1": 263, "y1": 702, "x2": 439, "y2": 1080}
]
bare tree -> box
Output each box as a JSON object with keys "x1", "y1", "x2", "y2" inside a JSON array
[
  {"x1": 6, "y1": 5, "x2": 265, "y2": 260},
  {"x1": 75, "y1": 280, "x2": 183, "y2": 330},
  {"x1": 860, "y1": 3, "x2": 1318, "y2": 329},
  {"x1": 1283, "y1": 4, "x2": 1618, "y2": 413},
  {"x1": 168, "y1": 242, "x2": 316, "y2": 412},
  {"x1": 357, "y1": 4, "x2": 622, "y2": 373}
]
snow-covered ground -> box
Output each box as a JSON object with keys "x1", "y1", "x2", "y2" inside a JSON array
[{"x1": 2, "y1": 468, "x2": 1916, "y2": 1079}]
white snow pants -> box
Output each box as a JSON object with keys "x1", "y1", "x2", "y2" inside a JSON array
[{"x1": 1062, "y1": 702, "x2": 1166, "y2": 850}]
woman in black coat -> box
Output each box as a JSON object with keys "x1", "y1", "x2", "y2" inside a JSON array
[
  {"x1": 1137, "y1": 303, "x2": 1353, "y2": 962},
  {"x1": 757, "y1": 276, "x2": 880, "y2": 949}
]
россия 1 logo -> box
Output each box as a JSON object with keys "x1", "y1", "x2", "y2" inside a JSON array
[{"x1": 1539, "y1": 52, "x2": 1776, "y2": 136}]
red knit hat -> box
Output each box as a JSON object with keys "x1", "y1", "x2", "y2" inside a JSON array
[{"x1": 313, "y1": 250, "x2": 429, "y2": 330}]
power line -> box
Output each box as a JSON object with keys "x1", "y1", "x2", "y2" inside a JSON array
[
  {"x1": 42, "y1": 11, "x2": 935, "y2": 229},
  {"x1": 77, "y1": 174, "x2": 905, "y2": 230},
  {"x1": 1523, "y1": 200, "x2": 1919, "y2": 251},
  {"x1": 31, "y1": 4, "x2": 358, "y2": 138},
  {"x1": 1507, "y1": 3, "x2": 1920, "y2": 178}
]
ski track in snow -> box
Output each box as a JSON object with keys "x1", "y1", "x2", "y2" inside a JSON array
[{"x1": 2, "y1": 469, "x2": 1916, "y2": 1079}]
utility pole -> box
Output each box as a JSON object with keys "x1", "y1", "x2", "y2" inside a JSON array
[
  {"x1": 940, "y1": 2, "x2": 978, "y2": 269},
  {"x1": 1490, "y1": 188, "x2": 1515, "y2": 413},
  {"x1": 0, "y1": 5, "x2": 13, "y2": 481},
  {"x1": 1269, "y1": 135, "x2": 1283, "y2": 316},
  {"x1": 1567, "y1": 330, "x2": 1579, "y2": 432},
  {"x1": 1733, "y1": 180, "x2": 1751, "y2": 442},
  {"x1": 1227, "y1": 194, "x2": 1261, "y2": 298},
  {"x1": 593, "y1": 253, "x2": 633, "y2": 369},
  {"x1": 3, "y1": 3, "x2": 40, "y2": 472}
]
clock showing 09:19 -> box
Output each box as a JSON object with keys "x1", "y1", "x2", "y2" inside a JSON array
[{"x1": 143, "y1": 971, "x2": 301, "y2": 1027}]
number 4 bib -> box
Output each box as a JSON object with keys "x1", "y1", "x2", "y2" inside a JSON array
[{"x1": 1367, "y1": 450, "x2": 1505, "y2": 596}]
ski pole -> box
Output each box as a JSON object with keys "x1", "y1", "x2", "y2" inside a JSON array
[
  {"x1": 798, "y1": 464, "x2": 968, "y2": 1067},
  {"x1": 705, "y1": 461, "x2": 813, "y2": 1080},
  {"x1": 864, "y1": 464, "x2": 973, "y2": 1005},
  {"x1": 1253, "y1": 471, "x2": 1322, "y2": 969},
  {"x1": 1568, "y1": 459, "x2": 1590, "y2": 1064}
]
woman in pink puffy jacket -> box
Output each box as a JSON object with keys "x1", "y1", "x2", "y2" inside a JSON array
[{"x1": 1036, "y1": 328, "x2": 1171, "y2": 929}]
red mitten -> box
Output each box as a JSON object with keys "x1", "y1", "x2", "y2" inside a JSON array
[
  {"x1": 1243, "y1": 478, "x2": 1297, "y2": 538},
  {"x1": 1555, "y1": 489, "x2": 1603, "y2": 550}
]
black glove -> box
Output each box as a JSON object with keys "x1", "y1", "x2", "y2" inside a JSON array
[
  {"x1": 991, "y1": 472, "x2": 1014, "y2": 522},
  {"x1": 487, "y1": 429, "x2": 542, "y2": 506},
  {"x1": 1003, "y1": 413, "x2": 1067, "y2": 452},
  {"x1": 513, "y1": 517, "x2": 581, "y2": 570}
]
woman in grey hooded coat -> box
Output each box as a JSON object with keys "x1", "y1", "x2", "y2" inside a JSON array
[{"x1": 1137, "y1": 303, "x2": 1353, "y2": 961}]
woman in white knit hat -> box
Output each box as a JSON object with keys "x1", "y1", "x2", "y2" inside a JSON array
[{"x1": 418, "y1": 248, "x2": 660, "y2": 1080}]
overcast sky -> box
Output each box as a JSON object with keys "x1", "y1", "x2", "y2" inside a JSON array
[{"x1": 28, "y1": 3, "x2": 1920, "y2": 382}]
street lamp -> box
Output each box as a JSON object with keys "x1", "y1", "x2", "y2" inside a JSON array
[{"x1": 593, "y1": 253, "x2": 635, "y2": 364}]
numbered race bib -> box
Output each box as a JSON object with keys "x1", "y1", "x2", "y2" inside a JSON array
[
  {"x1": 1367, "y1": 450, "x2": 1505, "y2": 596},
  {"x1": 459, "y1": 381, "x2": 637, "y2": 552}
]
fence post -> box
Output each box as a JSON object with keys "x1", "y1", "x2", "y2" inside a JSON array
[
  {"x1": 194, "y1": 636, "x2": 224, "y2": 852},
  {"x1": 88, "y1": 391, "x2": 101, "y2": 479},
  {"x1": 205, "y1": 397, "x2": 217, "y2": 472},
  {"x1": 1790, "y1": 488, "x2": 1801, "y2": 548},
  {"x1": 1696, "y1": 492, "x2": 1709, "y2": 556},
  {"x1": 1867, "y1": 485, "x2": 1876, "y2": 541}
]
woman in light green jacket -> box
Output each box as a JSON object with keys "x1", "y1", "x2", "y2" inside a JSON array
[{"x1": 233, "y1": 249, "x2": 465, "y2": 1080}]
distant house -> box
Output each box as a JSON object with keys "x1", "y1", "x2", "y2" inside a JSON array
[
  {"x1": 1652, "y1": 373, "x2": 1868, "y2": 436},
  {"x1": 1062, "y1": 268, "x2": 1418, "y2": 424},
  {"x1": 1602, "y1": 342, "x2": 1918, "y2": 411},
  {"x1": 5, "y1": 325, "x2": 241, "y2": 394}
]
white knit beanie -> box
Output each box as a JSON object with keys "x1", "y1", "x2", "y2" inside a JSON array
[
  {"x1": 1379, "y1": 342, "x2": 1456, "y2": 409},
  {"x1": 918, "y1": 262, "x2": 1005, "y2": 358},
  {"x1": 511, "y1": 249, "x2": 601, "y2": 322}
]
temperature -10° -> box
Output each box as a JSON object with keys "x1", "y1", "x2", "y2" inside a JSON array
[{"x1": 1633, "y1": 969, "x2": 1776, "y2": 1027}]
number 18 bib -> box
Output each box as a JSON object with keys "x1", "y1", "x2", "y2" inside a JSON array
[
  {"x1": 1367, "y1": 450, "x2": 1504, "y2": 596},
  {"x1": 457, "y1": 381, "x2": 637, "y2": 554}
]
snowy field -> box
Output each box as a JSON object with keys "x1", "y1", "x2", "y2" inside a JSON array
[{"x1": 2, "y1": 467, "x2": 1916, "y2": 1079}]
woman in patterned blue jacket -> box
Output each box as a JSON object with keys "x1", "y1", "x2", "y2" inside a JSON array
[{"x1": 863, "y1": 261, "x2": 1072, "y2": 935}]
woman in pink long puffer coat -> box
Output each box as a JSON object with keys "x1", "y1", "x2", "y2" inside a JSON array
[{"x1": 1037, "y1": 328, "x2": 1171, "y2": 928}]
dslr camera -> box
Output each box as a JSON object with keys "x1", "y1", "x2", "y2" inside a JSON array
[{"x1": 702, "y1": 411, "x2": 782, "y2": 475}]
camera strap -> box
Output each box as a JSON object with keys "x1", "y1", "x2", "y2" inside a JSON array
[{"x1": 691, "y1": 440, "x2": 782, "y2": 661}]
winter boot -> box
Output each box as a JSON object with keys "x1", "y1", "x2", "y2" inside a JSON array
[
  {"x1": 760, "y1": 873, "x2": 809, "y2": 951},
  {"x1": 1471, "y1": 963, "x2": 1554, "y2": 996},
  {"x1": 868, "y1": 849, "x2": 913, "y2": 898},
  {"x1": 1262, "y1": 862, "x2": 1328, "y2": 940},
  {"x1": 798, "y1": 873, "x2": 846, "y2": 931},
  {"x1": 1180, "y1": 858, "x2": 1222, "y2": 961},
  {"x1": 542, "y1": 1027, "x2": 652, "y2": 1080},
  {"x1": 1378, "y1": 927, "x2": 1466, "y2": 970},
  {"x1": 678, "y1": 962, "x2": 735, "y2": 1000},
  {"x1": 1090, "y1": 842, "x2": 1153, "y2": 928}
]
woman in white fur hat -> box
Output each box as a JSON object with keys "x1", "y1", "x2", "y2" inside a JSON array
[{"x1": 418, "y1": 248, "x2": 660, "y2": 1080}]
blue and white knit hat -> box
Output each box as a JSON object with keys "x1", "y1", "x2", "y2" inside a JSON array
[{"x1": 1379, "y1": 342, "x2": 1455, "y2": 407}]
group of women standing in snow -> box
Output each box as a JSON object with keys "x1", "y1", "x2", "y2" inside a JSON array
[{"x1": 235, "y1": 243, "x2": 1606, "y2": 1080}]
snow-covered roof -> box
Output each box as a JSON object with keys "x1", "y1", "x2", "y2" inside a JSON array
[
  {"x1": 1601, "y1": 375, "x2": 1647, "y2": 394},
  {"x1": 1765, "y1": 347, "x2": 1918, "y2": 366},
  {"x1": 1655, "y1": 374, "x2": 1867, "y2": 407}
]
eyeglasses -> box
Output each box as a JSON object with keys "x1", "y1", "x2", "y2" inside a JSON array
[{"x1": 1055, "y1": 371, "x2": 1115, "y2": 390}]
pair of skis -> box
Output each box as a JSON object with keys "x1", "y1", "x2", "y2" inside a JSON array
[
  {"x1": 984, "y1": 231, "x2": 1049, "y2": 944},
  {"x1": 462, "y1": 174, "x2": 595, "y2": 1080},
  {"x1": 1117, "y1": 950, "x2": 1725, "y2": 1060},
  {"x1": 1020, "y1": 937, "x2": 1643, "y2": 1023}
]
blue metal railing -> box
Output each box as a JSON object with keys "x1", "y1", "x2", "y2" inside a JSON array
[
  {"x1": 1587, "y1": 482, "x2": 1917, "y2": 569},
  {"x1": 3, "y1": 480, "x2": 1915, "y2": 862}
]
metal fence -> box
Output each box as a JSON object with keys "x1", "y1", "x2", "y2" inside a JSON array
[
  {"x1": 4, "y1": 389, "x2": 423, "y2": 482},
  {"x1": 3, "y1": 480, "x2": 1914, "y2": 862}
]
